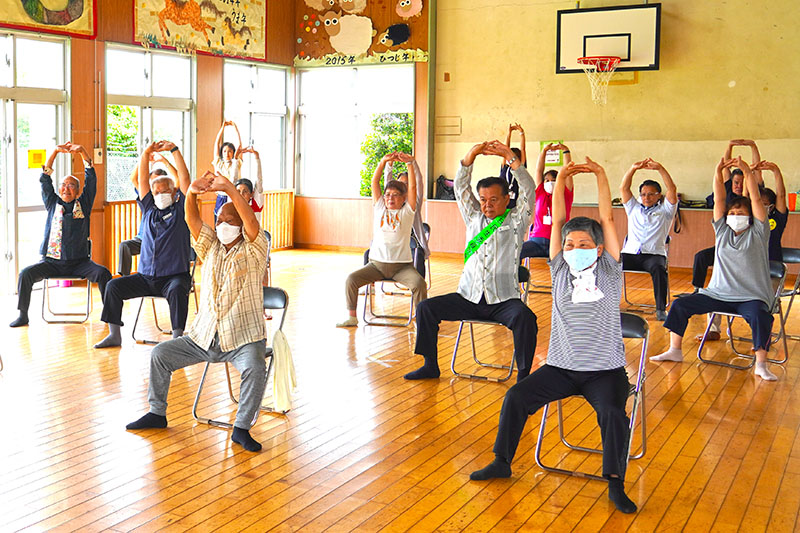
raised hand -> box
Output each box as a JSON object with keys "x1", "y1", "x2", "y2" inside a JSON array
[
  {"x1": 207, "y1": 172, "x2": 233, "y2": 193},
  {"x1": 642, "y1": 158, "x2": 665, "y2": 171},
  {"x1": 158, "y1": 140, "x2": 177, "y2": 152},
  {"x1": 189, "y1": 172, "x2": 214, "y2": 194},
  {"x1": 629, "y1": 159, "x2": 648, "y2": 173},
  {"x1": 753, "y1": 160, "x2": 779, "y2": 172},
  {"x1": 483, "y1": 140, "x2": 514, "y2": 160},
  {"x1": 395, "y1": 152, "x2": 414, "y2": 163},
  {"x1": 557, "y1": 161, "x2": 587, "y2": 179},
  {"x1": 582, "y1": 156, "x2": 606, "y2": 175},
  {"x1": 462, "y1": 142, "x2": 490, "y2": 166}
]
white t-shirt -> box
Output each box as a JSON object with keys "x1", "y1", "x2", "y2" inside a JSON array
[{"x1": 368, "y1": 201, "x2": 415, "y2": 263}]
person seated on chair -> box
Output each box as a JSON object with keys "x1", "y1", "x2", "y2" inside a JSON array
[
  {"x1": 212, "y1": 120, "x2": 243, "y2": 220},
  {"x1": 235, "y1": 146, "x2": 265, "y2": 214},
  {"x1": 118, "y1": 152, "x2": 180, "y2": 276},
  {"x1": 498, "y1": 123, "x2": 528, "y2": 210},
  {"x1": 521, "y1": 142, "x2": 573, "y2": 260},
  {"x1": 94, "y1": 141, "x2": 192, "y2": 348},
  {"x1": 753, "y1": 160, "x2": 789, "y2": 263},
  {"x1": 619, "y1": 158, "x2": 678, "y2": 322},
  {"x1": 404, "y1": 141, "x2": 537, "y2": 382},
  {"x1": 381, "y1": 156, "x2": 430, "y2": 276},
  {"x1": 470, "y1": 157, "x2": 638, "y2": 514},
  {"x1": 10, "y1": 142, "x2": 111, "y2": 328},
  {"x1": 691, "y1": 139, "x2": 761, "y2": 292},
  {"x1": 651, "y1": 156, "x2": 778, "y2": 381},
  {"x1": 126, "y1": 170, "x2": 270, "y2": 452},
  {"x1": 337, "y1": 152, "x2": 427, "y2": 327}
]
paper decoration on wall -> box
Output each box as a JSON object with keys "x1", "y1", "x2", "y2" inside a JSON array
[
  {"x1": 0, "y1": 0, "x2": 96, "y2": 37},
  {"x1": 295, "y1": 0, "x2": 428, "y2": 66},
  {"x1": 28, "y1": 149, "x2": 46, "y2": 169},
  {"x1": 135, "y1": 0, "x2": 266, "y2": 60}
]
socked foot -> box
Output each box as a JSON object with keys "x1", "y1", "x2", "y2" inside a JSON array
[
  {"x1": 470, "y1": 457, "x2": 511, "y2": 481},
  {"x1": 755, "y1": 362, "x2": 777, "y2": 381},
  {"x1": 336, "y1": 316, "x2": 358, "y2": 328},
  {"x1": 9, "y1": 313, "x2": 28, "y2": 327},
  {"x1": 608, "y1": 477, "x2": 637, "y2": 513},
  {"x1": 650, "y1": 347, "x2": 684, "y2": 362},
  {"x1": 403, "y1": 364, "x2": 440, "y2": 380},
  {"x1": 126, "y1": 412, "x2": 167, "y2": 430},
  {"x1": 232, "y1": 426, "x2": 262, "y2": 452},
  {"x1": 94, "y1": 332, "x2": 122, "y2": 348}
]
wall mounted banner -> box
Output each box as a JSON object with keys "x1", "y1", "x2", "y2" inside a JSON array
[
  {"x1": 295, "y1": 0, "x2": 428, "y2": 66},
  {"x1": 0, "y1": 0, "x2": 96, "y2": 38},
  {"x1": 134, "y1": 0, "x2": 266, "y2": 60}
]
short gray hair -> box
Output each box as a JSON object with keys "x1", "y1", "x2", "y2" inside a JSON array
[
  {"x1": 561, "y1": 216, "x2": 604, "y2": 246},
  {"x1": 150, "y1": 176, "x2": 175, "y2": 191}
]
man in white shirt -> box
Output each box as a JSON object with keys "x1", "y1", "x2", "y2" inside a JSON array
[
  {"x1": 619, "y1": 159, "x2": 678, "y2": 321},
  {"x1": 404, "y1": 141, "x2": 538, "y2": 383}
]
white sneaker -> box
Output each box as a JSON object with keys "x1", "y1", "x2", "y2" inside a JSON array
[{"x1": 336, "y1": 316, "x2": 358, "y2": 328}]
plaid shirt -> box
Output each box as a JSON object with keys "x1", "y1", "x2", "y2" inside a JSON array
[{"x1": 187, "y1": 224, "x2": 269, "y2": 352}]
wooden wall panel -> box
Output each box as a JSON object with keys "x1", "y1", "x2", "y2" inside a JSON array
[
  {"x1": 426, "y1": 200, "x2": 464, "y2": 254},
  {"x1": 98, "y1": 0, "x2": 134, "y2": 44},
  {"x1": 294, "y1": 197, "x2": 373, "y2": 249},
  {"x1": 266, "y1": 0, "x2": 296, "y2": 66},
  {"x1": 414, "y1": 62, "x2": 429, "y2": 196}
]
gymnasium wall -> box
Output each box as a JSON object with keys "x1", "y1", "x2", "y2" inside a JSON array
[{"x1": 432, "y1": 0, "x2": 800, "y2": 203}]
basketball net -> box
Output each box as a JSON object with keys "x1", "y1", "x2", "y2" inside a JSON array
[{"x1": 578, "y1": 56, "x2": 621, "y2": 106}]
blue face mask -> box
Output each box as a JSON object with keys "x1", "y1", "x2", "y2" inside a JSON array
[{"x1": 563, "y1": 247, "x2": 599, "y2": 272}]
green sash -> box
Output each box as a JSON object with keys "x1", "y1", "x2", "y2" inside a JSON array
[{"x1": 464, "y1": 209, "x2": 511, "y2": 263}]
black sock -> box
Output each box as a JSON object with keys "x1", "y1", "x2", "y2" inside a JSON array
[
  {"x1": 608, "y1": 477, "x2": 637, "y2": 513},
  {"x1": 126, "y1": 412, "x2": 167, "y2": 430},
  {"x1": 470, "y1": 456, "x2": 511, "y2": 481},
  {"x1": 403, "y1": 359, "x2": 440, "y2": 380},
  {"x1": 232, "y1": 426, "x2": 262, "y2": 452},
  {"x1": 10, "y1": 311, "x2": 28, "y2": 327}
]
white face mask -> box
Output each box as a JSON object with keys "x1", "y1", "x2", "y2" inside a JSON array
[
  {"x1": 153, "y1": 192, "x2": 174, "y2": 210},
  {"x1": 216, "y1": 222, "x2": 242, "y2": 244},
  {"x1": 543, "y1": 181, "x2": 555, "y2": 194},
  {"x1": 726, "y1": 215, "x2": 750, "y2": 233}
]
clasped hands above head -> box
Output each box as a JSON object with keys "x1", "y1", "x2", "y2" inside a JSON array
[{"x1": 191, "y1": 171, "x2": 232, "y2": 194}]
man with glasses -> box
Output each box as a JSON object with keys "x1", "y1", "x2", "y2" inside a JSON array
[
  {"x1": 336, "y1": 151, "x2": 427, "y2": 327},
  {"x1": 10, "y1": 142, "x2": 112, "y2": 327},
  {"x1": 619, "y1": 158, "x2": 678, "y2": 321},
  {"x1": 404, "y1": 141, "x2": 538, "y2": 382}
]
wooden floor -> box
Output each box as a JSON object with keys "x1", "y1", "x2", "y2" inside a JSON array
[{"x1": 2, "y1": 250, "x2": 800, "y2": 532}]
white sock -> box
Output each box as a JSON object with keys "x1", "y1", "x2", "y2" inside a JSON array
[
  {"x1": 336, "y1": 316, "x2": 358, "y2": 327},
  {"x1": 754, "y1": 362, "x2": 777, "y2": 381},
  {"x1": 650, "y1": 347, "x2": 684, "y2": 362}
]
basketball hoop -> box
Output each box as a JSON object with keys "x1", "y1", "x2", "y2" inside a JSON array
[{"x1": 577, "y1": 56, "x2": 621, "y2": 105}]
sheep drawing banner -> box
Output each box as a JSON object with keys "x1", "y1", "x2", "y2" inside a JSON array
[
  {"x1": 0, "y1": 0, "x2": 96, "y2": 37},
  {"x1": 295, "y1": 0, "x2": 428, "y2": 66},
  {"x1": 134, "y1": 0, "x2": 266, "y2": 60}
]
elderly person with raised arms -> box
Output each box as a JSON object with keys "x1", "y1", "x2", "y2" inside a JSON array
[
  {"x1": 10, "y1": 142, "x2": 111, "y2": 327},
  {"x1": 125, "y1": 171, "x2": 270, "y2": 452},
  {"x1": 404, "y1": 141, "x2": 538, "y2": 382},
  {"x1": 470, "y1": 157, "x2": 638, "y2": 514},
  {"x1": 95, "y1": 141, "x2": 192, "y2": 347},
  {"x1": 651, "y1": 156, "x2": 777, "y2": 381}
]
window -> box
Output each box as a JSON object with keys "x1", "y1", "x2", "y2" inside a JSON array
[
  {"x1": 105, "y1": 45, "x2": 194, "y2": 202},
  {"x1": 297, "y1": 65, "x2": 414, "y2": 198},
  {"x1": 223, "y1": 60, "x2": 288, "y2": 191}
]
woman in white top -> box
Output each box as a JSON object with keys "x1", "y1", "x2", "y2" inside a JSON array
[
  {"x1": 336, "y1": 152, "x2": 427, "y2": 327},
  {"x1": 212, "y1": 120, "x2": 243, "y2": 218}
]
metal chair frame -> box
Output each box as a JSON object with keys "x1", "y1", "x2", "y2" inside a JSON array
[
  {"x1": 192, "y1": 286, "x2": 290, "y2": 429},
  {"x1": 42, "y1": 277, "x2": 92, "y2": 324},
  {"x1": 364, "y1": 280, "x2": 414, "y2": 327},
  {"x1": 132, "y1": 253, "x2": 199, "y2": 344},
  {"x1": 697, "y1": 261, "x2": 789, "y2": 370},
  {"x1": 534, "y1": 313, "x2": 649, "y2": 482},
  {"x1": 523, "y1": 255, "x2": 552, "y2": 294},
  {"x1": 449, "y1": 266, "x2": 530, "y2": 382},
  {"x1": 776, "y1": 247, "x2": 800, "y2": 342},
  {"x1": 622, "y1": 238, "x2": 670, "y2": 314}
]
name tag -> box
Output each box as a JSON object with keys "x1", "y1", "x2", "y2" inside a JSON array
[
  {"x1": 163, "y1": 213, "x2": 173, "y2": 221},
  {"x1": 543, "y1": 215, "x2": 552, "y2": 225}
]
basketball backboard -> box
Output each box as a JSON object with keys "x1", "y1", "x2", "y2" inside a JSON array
[{"x1": 556, "y1": 3, "x2": 661, "y2": 74}]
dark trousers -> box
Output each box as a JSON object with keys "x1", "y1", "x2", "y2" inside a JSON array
[
  {"x1": 621, "y1": 253, "x2": 668, "y2": 311},
  {"x1": 494, "y1": 365, "x2": 630, "y2": 478},
  {"x1": 100, "y1": 272, "x2": 192, "y2": 330},
  {"x1": 414, "y1": 292, "x2": 538, "y2": 374},
  {"x1": 664, "y1": 293, "x2": 773, "y2": 350},
  {"x1": 17, "y1": 258, "x2": 111, "y2": 313},
  {"x1": 692, "y1": 247, "x2": 715, "y2": 288},
  {"x1": 117, "y1": 237, "x2": 142, "y2": 276}
]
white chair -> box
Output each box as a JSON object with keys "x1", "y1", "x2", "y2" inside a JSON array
[
  {"x1": 41, "y1": 240, "x2": 93, "y2": 324},
  {"x1": 192, "y1": 286, "x2": 290, "y2": 428},
  {"x1": 534, "y1": 312, "x2": 649, "y2": 481},
  {"x1": 697, "y1": 260, "x2": 789, "y2": 369},
  {"x1": 449, "y1": 266, "x2": 531, "y2": 382}
]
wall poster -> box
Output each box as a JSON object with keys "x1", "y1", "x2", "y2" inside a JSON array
[{"x1": 0, "y1": 0, "x2": 96, "y2": 37}]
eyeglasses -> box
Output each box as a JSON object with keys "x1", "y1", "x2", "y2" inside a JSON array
[
  {"x1": 384, "y1": 192, "x2": 403, "y2": 199},
  {"x1": 640, "y1": 192, "x2": 659, "y2": 198}
]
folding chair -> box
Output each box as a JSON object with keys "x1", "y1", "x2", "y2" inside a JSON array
[
  {"x1": 523, "y1": 256, "x2": 552, "y2": 294},
  {"x1": 697, "y1": 260, "x2": 789, "y2": 369},
  {"x1": 777, "y1": 247, "x2": 800, "y2": 341},
  {"x1": 132, "y1": 250, "x2": 199, "y2": 344},
  {"x1": 622, "y1": 237, "x2": 670, "y2": 313},
  {"x1": 534, "y1": 312, "x2": 649, "y2": 481},
  {"x1": 449, "y1": 266, "x2": 531, "y2": 382},
  {"x1": 364, "y1": 277, "x2": 415, "y2": 327},
  {"x1": 192, "y1": 286, "x2": 290, "y2": 428},
  {"x1": 264, "y1": 230, "x2": 272, "y2": 286},
  {"x1": 41, "y1": 240, "x2": 93, "y2": 324}
]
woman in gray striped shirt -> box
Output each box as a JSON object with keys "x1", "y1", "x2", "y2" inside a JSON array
[{"x1": 470, "y1": 157, "x2": 638, "y2": 514}]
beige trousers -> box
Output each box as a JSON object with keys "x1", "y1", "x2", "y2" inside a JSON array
[{"x1": 345, "y1": 260, "x2": 427, "y2": 311}]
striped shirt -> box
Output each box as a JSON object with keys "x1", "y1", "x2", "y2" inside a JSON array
[
  {"x1": 546, "y1": 251, "x2": 626, "y2": 371},
  {"x1": 186, "y1": 224, "x2": 269, "y2": 352}
]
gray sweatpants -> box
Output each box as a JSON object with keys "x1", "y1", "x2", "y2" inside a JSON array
[
  {"x1": 148, "y1": 335, "x2": 267, "y2": 429},
  {"x1": 345, "y1": 260, "x2": 427, "y2": 311}
]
